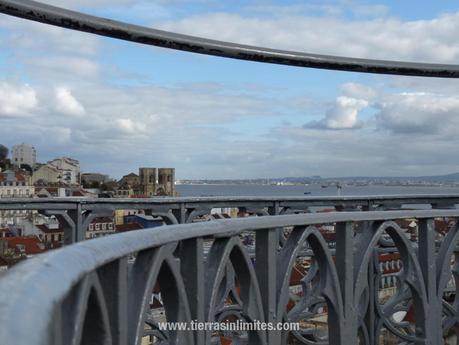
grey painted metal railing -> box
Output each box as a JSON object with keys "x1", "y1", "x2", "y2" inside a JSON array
[
  {"x1": 0, "y1": 204, "x2": 459, "y2": 344},
  {"x1": 0, "y1": 194, "x2": 458, "y2": 243},
  {"x1": 2, "y1": 0, "x2": 459, "y2": 77},
  {"x1": 2, "y1": 1, "x2": 459, "y2": 344}
]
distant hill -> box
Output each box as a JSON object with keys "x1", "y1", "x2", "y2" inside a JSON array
[
  {"x1": 414, "y1": 173, "x2": 459, "y2": 182},
  {"x1": 180, "y1": 173, "x2": 459, "y2": 185},
  {"x1": 288, "y1": 173, "x2": 459, "y2": 183}
]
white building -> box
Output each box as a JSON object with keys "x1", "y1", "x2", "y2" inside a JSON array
[
  {"x1": 0, "y1": 170, "x2": 34, "y2": 198},
  {"x1": 32, "y1": 164, "x2": 61, "y2": 185},
  {"x1": 11, "y1": 144, "x2": 37, "y2": 168},
  {"x1": 0, "y1": 170, "x2": 35, "y2": 227},
  {"x1": 48, "y1": 157, "x2": 81, "y2": 185}
]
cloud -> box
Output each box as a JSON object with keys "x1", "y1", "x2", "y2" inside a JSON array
[
  {"x1": 54, "y1": 87, "x2": 86, "y2": 116},
  {"x1": 0, "y1": 16, "x2": 99, "y2": 56},
  {"x1": 115, "y1": 118, "x2": 146, "y2": 134},
  {"x1": 54, "y1": 127, "x2": 73, "y2": 144},
  {"x1": 30, "y1": 57, "x2": 99, "y2": 78},
  {"x1": 305, "y1": 96, "x2": 368, "y2": 129},
  {"x1": 340, "y1": 82, "x2": 376, "y2": 101},
  {"x1": 157, "y1": 11, "x2": 459, "y2": 63},
  {"x1": 351, "y1": 4, "x2": 389, "y2": 18},
  {"x1": 3, "y1": 2, "x2": 459, "y2": 179},
  {"x1": 375, "y1": 92, "x2": 459, "y2": 135},
  {"x1": 43, "y1": 0, "x2": 134, "y2": 7},
  {"x1": 0, "y1": 82, "x2": 38, "y2": 117}
]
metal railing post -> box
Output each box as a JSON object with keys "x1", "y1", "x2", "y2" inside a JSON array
[
  {"x1": 418, "y1": 219, "x2": 442, "y2": 344},
  {"x1": 335, "y1": 221, "x2": 357, "y2": 344}
]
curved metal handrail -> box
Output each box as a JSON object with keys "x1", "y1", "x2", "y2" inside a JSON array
[
  {"x1": 0, "y1": 209, "x2": 458, "y2": 344},
  {"x1": 1, "y1": 193, "x2": 459, "y2": 207},
  {"x1": 1, "y1": 0, "x2": 459, "y2": 77}
]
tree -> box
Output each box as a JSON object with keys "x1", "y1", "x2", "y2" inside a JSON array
[
  {"x1": 20, "y1": 164, "x2": 33, "y2": 174},
  {"x1": 0, "y1": 145, "x2": 8, "y2": 162}
]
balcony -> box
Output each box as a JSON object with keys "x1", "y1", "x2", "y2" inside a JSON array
[
  {"x1": 1, "y1": 1, "x2": 459, "y2": 344},
  {"x1": 0, "y1": 195, "x2": 457, "y2": 344}
]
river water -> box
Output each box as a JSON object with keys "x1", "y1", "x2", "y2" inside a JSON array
[{"x1": 176, "y1": 184, "x2": 459, "y2": 197}]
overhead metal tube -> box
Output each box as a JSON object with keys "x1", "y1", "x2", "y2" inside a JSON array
[{"x1": 1, "y1": 0, "x2": 459, "y2": 77}]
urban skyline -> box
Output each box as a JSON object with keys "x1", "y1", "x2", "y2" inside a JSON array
[{"x1": 6, "y1": 141, "x2": 459, "y2": 182}]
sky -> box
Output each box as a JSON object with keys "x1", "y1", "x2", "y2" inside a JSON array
[{"x1": 1, "y1": 0, "x2": 459, "y2": 179}]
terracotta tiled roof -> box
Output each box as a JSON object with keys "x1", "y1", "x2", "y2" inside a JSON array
[
  {"x1": 0, "y1": 172, "x2": 27, "y2": 183},
  {"x1": 92, "y1": 217, "x2": 114, "y2": 224},
  {"x1": 3, "y1": 236, "x2": 46, "y2": 255},
  {"x1": 116, "y1": 223, "x2": 144, "y2": 232},
  {"x1": 15, "y1": 173, "x2": 26, "y2": 182}
]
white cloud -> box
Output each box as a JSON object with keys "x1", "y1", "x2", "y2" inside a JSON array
[
  {"x1": 351, "y1": 4, "x2": 389, "y2": 18},
  {"x1": 116, "y1": 118, "x2": 146, "y2": 134},
  {"x1": 0, "y1": 16, "x2": 99, "y2": 56},
  {"x1": 340, "y1": 82, "x2": 376, "y2": 101},
  {"x1": 375, "y1": 92, "x2": 459, "y2": 134},
  {"x1": 43, "y1": 0, "x2": 134, "y2": 8},
  {"x1": 0, "y1": 82, "x2": 38, "y2": 117},
  {"x1": 4, "y1": 2, "x2": 459, "y2": 178},
  {"x1": 306, "y1": 96, "x2": 368, "y2": 129},
  {"x1": 55, "y1": 127, "x2": 72, "y2": 143},
  {"x1": 30, "y1": 57, "x2": 99, "y2": 78},
  {"x1": 54, "y1": 87, "x2": 86, "y2": 116},
  {"x1": 157, "y1": 11, "x2": 459, "y2": 63}
]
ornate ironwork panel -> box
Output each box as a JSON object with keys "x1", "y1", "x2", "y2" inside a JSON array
[{"x1": 0, "y1": 206, "x2": 458, "y2": 344}]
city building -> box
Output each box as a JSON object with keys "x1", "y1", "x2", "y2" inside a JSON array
[
  {"x1": 124, "y1": 214, "x2": 163, "y2": 228},
  {"x1": 0, "y1": 236, "x2": 46, "y2": 258},
  {"x1": 34, "y1": 186, "x2": 97, "y2": 198},
  {"x1": 32, "y1": 164, "x2": 61, "y2": 185},
  {"x1": 118, "y1": 172, "x2": 140, "y2": 188},
  {"x1": 36, "y1": 223, "x2": 64, "y2": 246},
  {"x1": 115, "y1": 168, "x2": 176, "y2": 198},
  {"x1": 114, "y1": 209, "x2": 144, "y2": 225},
  {"x1": 115, "y1": 222, "x2": 144, "y2": 232},
  {"x1": 0, "y1": 171, "x2": 34, "y2": 228},
  {"x1": 48, "y1": 157, "x2": 80, "y2": 185},
  {"x1": 0, "y1": 170, "x2": 34, "y2": 198},
  {"x1": 113, "y1": 187, "x2": 135, "y2": 198},
  {"x1": 86, "y1": 217, "x2": 116, "y2": 239},
  {"x1": 32, "y1": 157, "x2": 81, "y2": 186},
  {"x1": 139, "y1": 167, "x2": 176, "y2": 197},
  {"x1": 81, "y1": 173, "x2": 111, "y2": 186},
  {"x1": 11, "y1": 144, "x2": 36, "y2": 168}
]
